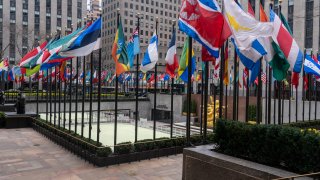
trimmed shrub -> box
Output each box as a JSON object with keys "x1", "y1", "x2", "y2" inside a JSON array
[
  {"x1": 96, "y1": 147, "x2": 112, "y2": 157},
  {"x1": 214, "y1": 119, "x2": 320, "y2": 174},
  {"x1": 114, "y1": 142, "x2": 133, "y2": 155},
  {"x1": 0, "y1": 111, "x2": 5, "y2": 127},
  {"x1": 173, "y1": 137, "x2": 186, "y2": 146},
  {"x1": 155, "y1": 137, "x2": 174, "y2": 149},
  {"x1": 190, "y1": 135, "x2": 203, "y2": 145},
  {"x1": 287, "y1": 120, "x2": 320, "y2": 130},
  {"x1": 134, "y1": 139, "x2": 155, "y2": 152}
]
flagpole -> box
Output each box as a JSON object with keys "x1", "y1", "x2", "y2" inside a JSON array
[
  {"x1": 303, "y1": 49, "x2": 306, "y2": 122},
  {"x1": 153, "y1": 17, "x2": 159, "y2": 140},
  {"x1": 97, "y1": 44, "x2": 102, "y2": 144},
  {"x1": 219, "y1": 43, "x2": 225, "y2": 119},
  {"x1": 69, "y1": 59, "x2": 73, "y2": 132},
  {"x1": 81, "y1": 56, "x2": 86, "y2": 138},
  {"x1": 89, "y1": 52, "x2": 93, "y2": 140},
  {"x1": 203, "y1": 61, "x2": 209, "y2": 143},
  {"x1": 49, "y1": 68, "x2": 52, "y2": 124},
  {"x1": 114, "y1": 9, "x2": 120, "y2": 146},
  {"x1": 200, "y1": 70, "x2": 204, "y2": 136},
  {"x1": 170, "y1": 76, "x2": 174, "y2": 138},
  {"x1": 289, "y1": 75, "x2": 292, "y2": 123},
  {"x1": 257, "y1": 59, "x2": 262, "y2": 124},
  {"x1": 225, "y1": 84, "x2": 228, "y2": 119},
  {"x1": 186, "y1": 35, "x2": 192, "y2": 146},
  {"x1": 233, "y1": 47, "x2": 237, "y2": 121},
  {"x1": 308, "y1": 73, "x2": 311, "y2": 122},
  {"x1": 245, "y1": 70, "x2": 249, "y2": 122},
  {"x1": 46, "y1": 69, "x2": 48, "y2": 122},
  {"x1": 134, "y1": 13, "x2": 141, "y2": 143},
  {"x1": 265, "y1": 64, "x2": 269, "y2": 124},
  {"x1": 36, "y1": 72, "x2": 39, "y2": 115},
  {"x1": 75, "y1": 57, "x2": 79, "y2": 134},
  {"x1": 316, "y1": 52, "x2": 319, "y2": 121},
  {"x1": 59, "y1": 67, "x2": 61, "y2": 128},
  {"x1": 54, "y1": 67, "x2": 57, "y2": 127}
]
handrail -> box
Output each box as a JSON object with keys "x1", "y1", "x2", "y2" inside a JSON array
[{"x1": 273, "y1": 172, "x2": 320, "y2": 180}]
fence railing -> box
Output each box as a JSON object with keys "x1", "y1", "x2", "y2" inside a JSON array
[{"x1": 273, "y1": 172, "x2": 320, "y2": 180}]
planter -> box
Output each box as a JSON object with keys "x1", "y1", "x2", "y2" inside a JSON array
[
  {"x1": 159, "y1": 147, "x2": 176, "y2": 157},
  {"x1": 183, "y1": 145, "x2": 298, "y2": 180}
]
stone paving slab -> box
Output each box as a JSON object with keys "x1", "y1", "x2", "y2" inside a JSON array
[{"x1": 0, "y1": 128, "x2": 182, "y2": 180}]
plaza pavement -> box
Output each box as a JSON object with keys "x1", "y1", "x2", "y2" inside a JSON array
[{"x1": 0, "y1": 128, "x2": 182, "y2": 180}]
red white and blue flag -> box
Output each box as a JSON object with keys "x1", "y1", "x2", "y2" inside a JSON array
[
  {"x1": 178, "y1": 0, "x2": 231, "y2": 58},
  {"x1": 270, "y1": 9, "x2": 303, "y2": 73},
  {"x1": 19, "y1": 41, "x2": 47, "y2": 67},
  {"x1": 165, "y1": 27, "x2": 178, "y2": 78}
]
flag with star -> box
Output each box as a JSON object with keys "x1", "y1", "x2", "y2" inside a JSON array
[{"x1": 112, "y1": 16, "x2": 129, "y2": 76}]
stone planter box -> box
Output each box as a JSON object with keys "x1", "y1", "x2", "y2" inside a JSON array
[{"x1": 183, "y1": 145, "x2": 298, "y2": 180}]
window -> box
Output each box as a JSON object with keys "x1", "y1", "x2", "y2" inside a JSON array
[
  {"x1": 304, "y1": 0, "x2": 313, "y2": 49},
  {"x1": 46, "y1": 0, "x2": 51, "y2": 13},
  {"x1": 77, "y1": 0, "x2": 82, "y2": 19},
  {"x1": 35, "y1": 0, "x2": 40, "y2": 12},
  {"x1": 57, "y1": 0, "x2": 62, "y2": 15},
  {"x1": 67, "y1": 0, "x2": 72, "y2": 17}
]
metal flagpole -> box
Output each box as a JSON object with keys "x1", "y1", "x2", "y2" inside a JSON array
[
  {"x1": 203, "y1": 61, "x2": 209, "y2": 142},
  {"x1": 69, "y1": 59, "x2": 73, "y2": 132},
  {"x1": 97, "y1": 47, "x2": 102, "y2": 144},
  {"x1": 63, "y1": 68, "x2": 67, "y2": 129},
  {"x1": 49, "y1": 68, "x2": 52, "y2": 124},
  {"x1": 225, "y1": 84, "x2": 228, "y2": 119},
  {"x1": 219, "y1": 43, "x2": 225, "y2": 119},
  {"x1": 46, "y1": 69, "x2": 48, "y2": 122},
  {"x1": 81, "y1": 57, "x2": 86, "y2": 137},
  {"x1": 54, "y1": 67, "x2": 57, "y2": 127},
  {"x1": 170, "y1": 77, "x2": 174, "y2": 138},
  {"x1": 114, "y1": 9, "x2": 120, "y2": 146},
  {"x1": 75, "y1": 57, "x2": 79, "y2": 134},
  {"x1": 308, "y1": 74, "x2": 311, "y2": 121},
  {"x1": 36, "y1": 73, "x2": 39, "y2": 115},
  {"x1": 257, "y1": 59, "x2": 262, "y2": 124},
  {"x1": 186, "y1": 36, "x2": 192, "y2": 145},
  {"x1": 135, "y1": 13, "x2": 141, "y2": 142},
  {"x1": 289, "y1": 76, "x2": 292, "y2": 123},
  {"x1": 265, "y1": 64, "x2": 268, "y2": 124},
  {"x1": 302, "y1": 50, "x2": 306, "y2": 122},
  {"x1": 233, "y1": 49, "x2": 237, "y2": 121},
  {"x1": 59, "y1": 67, "x2": 61, "y2": 128},
  {"x1": 153, "y1": 17, "x2": 159, "y2": 140},
  {"x1": 200, "y1": 70, "x2": 204, "y2": 136},
  {"x1": 281, "y1": 82, "x2": 284, "y2": 124},
  {"x1": 89, "y1": 53, "x2": 93, "y2": 140},
  {"x1": 245, "y1": 70, "x2": 249, "y2": 122}
]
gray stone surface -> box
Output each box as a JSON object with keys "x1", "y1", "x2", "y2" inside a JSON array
[{"x1": 183, "y1": 145, "x2": 298, "y2": 180}]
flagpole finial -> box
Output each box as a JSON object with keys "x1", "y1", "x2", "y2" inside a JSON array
[
  {"x1": 117, "y1": 8, "x2": 120, "y2": 12},
  {"x1": 156, "y1": 17, "x2": 159, "y2": 22}
]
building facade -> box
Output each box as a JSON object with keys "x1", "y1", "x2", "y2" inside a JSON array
[
  {"x1": 101, "y1": 0, "x2": 202, "y2": 72},
  {"x1": 0, "y1": 0, "x2": 87, "y2": 65}
]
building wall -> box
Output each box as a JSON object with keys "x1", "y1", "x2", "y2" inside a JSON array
[{"x1": 0, "y1": 0, "x2": 87, "y2": 64}]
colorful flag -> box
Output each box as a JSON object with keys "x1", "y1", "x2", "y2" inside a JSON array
[
  {"x1": 60, "y1": 18, "x2": 101, "y2": 57},
  {"x1": 304, "y1": 54, "x2": 320, "y2": 77},
  {"x1": 0, "y1": 58, "x2": 9, "y2": 72},
  {"x1": 127, "y1": 28, "x2": 140, "y2": 69},
  {"x1": 243, "y1": 68, "x2": 248, "y2": 88},
  {"x1": 19, "y1": 41, "x2": 47, "y2": 67},
  {"x1": 165, "y1": 27, "x2": 178, "y2": 78},
  {"x1": 270, "y1": 10, "x2": 303, "y2": 73},
  {"x1": 178, "y1": 37, "x2": 196, "y2": 83},
  {"x1": 141, "y1": 31, "x2": 158, "y2": 73},
  {"x1": 112, "y1": 18, "x2": 129, "y2": 76},
  {"x1": 178, "y1": 0, "x2": 231, "y2": 58},
  {"x1": 224, "y1": 0, "x2": 273, "y2": 84}
]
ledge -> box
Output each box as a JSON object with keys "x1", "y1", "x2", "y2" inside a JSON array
[{"x1": 183, "y1": 145, "x2": 298, "y2": 180}]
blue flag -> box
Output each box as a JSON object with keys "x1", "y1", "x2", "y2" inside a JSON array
[{"x1": 304, "y1": 54, "x2": 320, "y2": 77}]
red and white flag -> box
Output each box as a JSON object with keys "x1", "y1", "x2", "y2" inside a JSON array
[
  {"x1": 165, "y1": 27, "x2": 178, "y2": 78},
  {"x1": 19, "y1": 41, "x2": 47, "y2": 67}
]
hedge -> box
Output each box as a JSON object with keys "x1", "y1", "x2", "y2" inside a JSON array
[
  {"x1": 214, "y1": 119, "x2": 320, "y2": 174},
  {"x1": 287, "y1": 120, "x2": 320, "y2": 130}
]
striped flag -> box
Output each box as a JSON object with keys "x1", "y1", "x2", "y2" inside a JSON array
[
  {"x1": 141, "y1": 31, "x2": 158, "y2": 73},
  {"x1": 165, "y1": 27, "x2": 178, "y2": 78}
]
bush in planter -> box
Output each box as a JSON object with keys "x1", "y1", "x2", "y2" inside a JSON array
[
  {"x1": 155, "y1": 137, "x2": 174, "y2": 149},
  {"x1": 96, "y1": 146, "x2": 112, "y2": 157},
  {"x1": 173, "y1": 137, "x2": 186, "y2": 147},
  {"x1": 0, "y1": 111, "x2": 5, "y2": 127},
  {"x1": 134, "y1": 139, "x2": 155, "y2": 152},
  {"x1": 190, "y1": 135, "x2": 203, "y2": 145},
  {"x1": 114, "y1": 142, "x2": 133, "y2": 154},
  {"x1": 214, "y1": 119, "x2": 320, "y2": 174}
]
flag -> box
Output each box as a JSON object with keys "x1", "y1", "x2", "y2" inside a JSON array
[
  {"x1": 223, "y1": 45, "x2": 229, "y2": 85},
  {"x1": 262, "y1": 72, "x2": 267, "y2": 84},
  {"x1": 224, "y1": 0, "x2": 273, "y2": 84},
  {"x1": 59, "y1": 18, "x2": 101, "y2": 57},
  {"x1": 201, "y1": 46, "x2": 215, "y2": 62},
  {"x1": 112, "y1": 17, "x2": 129, "y2": 76},
  {"x1": 165, "y1": 27, "x2": 178, "y2": 78},
  {"x1": 40, "y1": 27, "x2": 84, "y2": 66},
  {"x1": 270, "y1": 10, "x2": 303, "y2": 73},
  {"x1": 178, "y1": 37, "x2": 196, "y2": 83},
  {"x1": 141, "y1": 31, "x2": 158, "y2": 73},
  {"x1": 304, "y1": 54, "x2": 320, "y2": 77},
  {"x1": 247, "y1": 1, "x2": 255, "y2": 17},
  {"x1": 178, "y1": 0, "x2": 231, "y2": 58},
  {"x1": 127, "y1": 28, "x2": 140, "y2": 69},
  {"x1": 259, "y1": 3, "x2": 269, "y2": 22},
  {"x1": 213, "y1": 55, "x2": 220, "y2": 81},
  {"x1": 243, "y1": 68, "x2": 248, "y2": 88},
  {"x1": 0, "y1": 58, "x2": 9, "y2": 71},
  {"x1": 19, "y1": 41, "x2": 47, "y2": 67}
]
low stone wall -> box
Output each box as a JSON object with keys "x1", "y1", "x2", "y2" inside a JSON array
[{"x1": 183, "y1": 145, "x2": 297, "y2": 180}]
